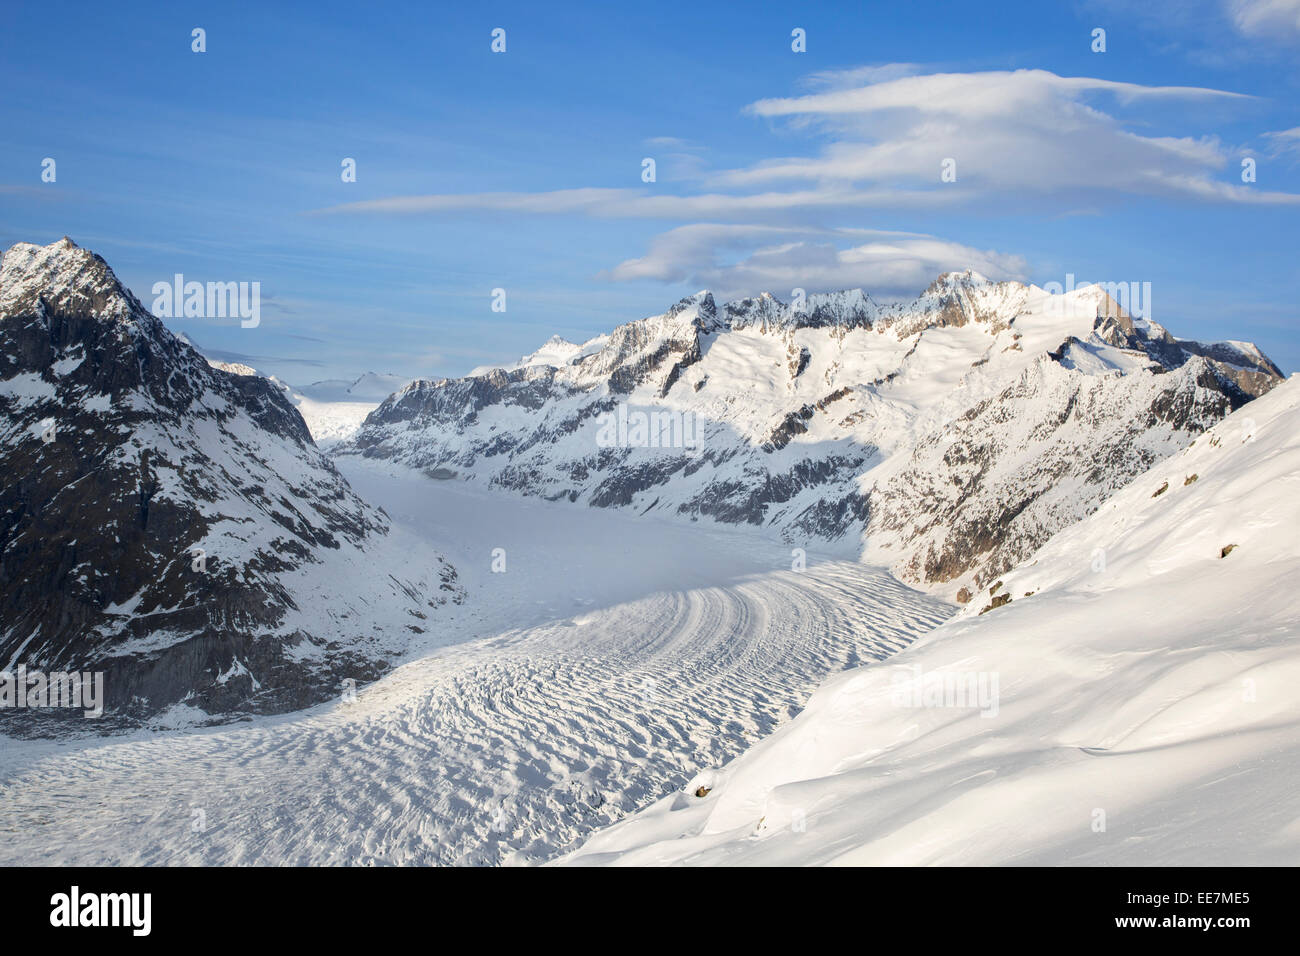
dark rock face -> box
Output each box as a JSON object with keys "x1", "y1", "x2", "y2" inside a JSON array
[{"x1": 0, "y1": 239, "x2": 460, "y2": 731}]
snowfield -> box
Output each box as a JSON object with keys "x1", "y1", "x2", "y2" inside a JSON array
[
  {"x1": 285, "y1": 391, "x2": 380, "y2": 448},
  {"x1": 562, "y1": 377, "x2": 1300, "y2": 866},
  {"x1": 0, "y1": 459, "x2": 949, "y2": 865}
]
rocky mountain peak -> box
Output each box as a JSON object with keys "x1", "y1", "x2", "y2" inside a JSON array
[
  {"x1": 927, "y1": 268, "x2": 994, "y2": 290},
  {"x1": 0, "y1": 236, "x2": 142, "y2": 328},
  {"x1": 0, "y1": 239, "x2": 463, "y2": 727},
  {"x1": 723, "y1": 291, "x2": 788, "y2": 330},
  {"x1": 663, "y1": 289, "x2": 720, "y2": 332}
]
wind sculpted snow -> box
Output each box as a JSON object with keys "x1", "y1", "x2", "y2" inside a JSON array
[
  {"x1": 563, "y1": 377, "x2": 1300, "y2": 866},
  {"x1": 0, "y1": 459, "x2": 951, "y2": 865}
]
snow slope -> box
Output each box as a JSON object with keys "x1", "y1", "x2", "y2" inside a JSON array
[
  {"x1": 563, "y1": 376, "x2": 1300, "y2": 866},
  {"x1": 0, "y1": 458, "x2": 949, "y2": 864}
]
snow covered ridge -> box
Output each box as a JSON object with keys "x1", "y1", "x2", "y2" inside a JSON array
[
  {"x1": 563, "y1": 377, "x2": 1300, "y2": 866},
  {"x1": 337, "y1": 271, "x2": 1282, "y2": 600},
  {"x1": 0, "y1": 238, "x2": 462, "y2": 730}
]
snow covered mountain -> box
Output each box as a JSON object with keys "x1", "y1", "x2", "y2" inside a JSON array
[
  {"x1": 468, "y1": 334, "x2": 611, "y2": 376},
  {"x1": 296, "y1": 372, "x2": 410, "y2": 404},
  {"x1": 286, "y1": 373, "x2": 410, "y2": 447},
  {"x1": 337, "y1": 272, "x2": 1282, "y2": 599},
  {"x1": 564, "y1": 374, "x2": 1300, "y2": 866},
  {"x1": 198, "y1": 355, "x2": 407, "y2": 449},
  {"x1": 0, "y1": 238, "x2": 461, "y2": 728}
]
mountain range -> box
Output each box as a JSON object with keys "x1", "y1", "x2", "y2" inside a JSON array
[
  {"x1": 2, "y1": 238, "x2": 1285, "y2": 728},
  {"x1": 338, "y1": 272, "x2": 1282, "y2": 601}
]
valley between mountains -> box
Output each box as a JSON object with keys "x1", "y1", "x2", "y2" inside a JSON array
[
  {"x1": 0, "y1": 464, "x2": 951, "y2": 865},
  {"x1": 2, "y1": 238, "x2": 1296, "y2": 866}
]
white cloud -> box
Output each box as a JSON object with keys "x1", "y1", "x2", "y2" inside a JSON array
[
  {"x1": 747, "y1": 70, "x2": 1247, "y2": 122},
  {"x1": 314, "y1": 68, "x2": 1298, "y2": 221},
  {"x1": 1228, "y1": 0, "x2": 1300, "y2": 36},
  {"x1": 602, "y1": 224, "x2": 1027, "y2": 301},
  {"x1": 1264, "y1": 126, "x2": 1300, "y2": 158},
  {"x1": 314, "y1": 185, "x2": 958, "y2": 219},
  {"x1": 797, "y1": 63, "x2": 925, "y2": 90},
  {"x1": 641, "y1": 137, "x2": 710, "y2": 182},
  {"x1": 726, "y1": 69, "x2": 1267, "y2": 204}
]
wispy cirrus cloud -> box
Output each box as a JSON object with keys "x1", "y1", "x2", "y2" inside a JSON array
[
  {"x1": 642, "y1": 137, "x2": 711, "y2": 182},
  {"x1": 310, "y1": 185, "x2": 955, "y2": 220},
  {"x1": 1227, "y1": 0, "x2": 1300, "y2": 37},
  {"x1": 313, "y1": 68, "x2": 1299, "y2": 221},
  {"x1": 1263, "y1": 126, "x2": 1300, "y2": 158},
  {"x1": 1084, "y1": 0, "x2": 1300, "y2": 61}
]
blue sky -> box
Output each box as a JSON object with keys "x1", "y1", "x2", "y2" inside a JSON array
[{"x1": 2, "y1": 0, "x2": 1298, "y2": 380}]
